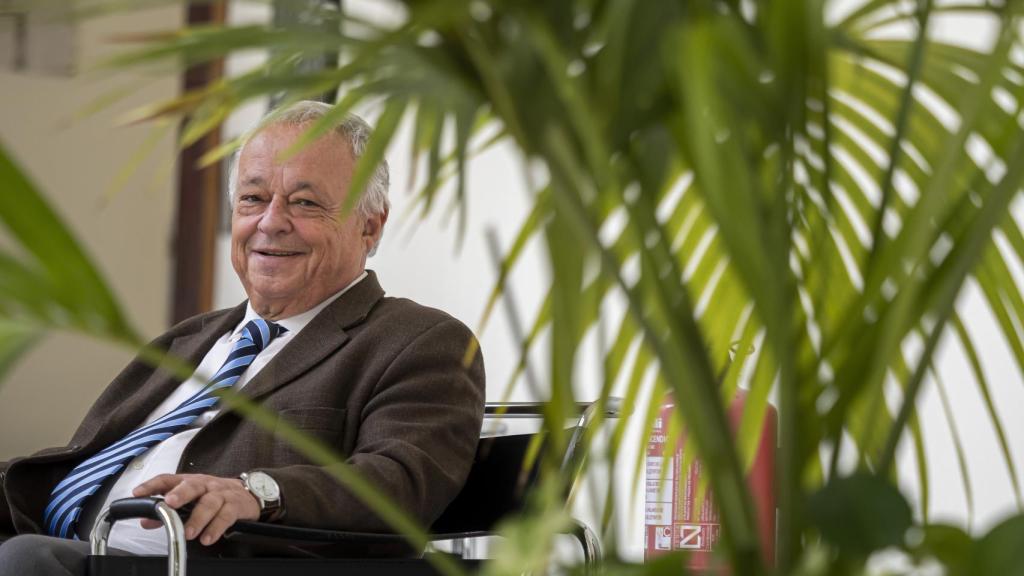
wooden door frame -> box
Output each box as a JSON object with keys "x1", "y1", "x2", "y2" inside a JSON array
[{"x1": 171, "y1": 1, "x2": 226, "y2": 323}]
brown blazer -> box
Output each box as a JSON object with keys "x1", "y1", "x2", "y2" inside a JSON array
[{"x1": 0, "y1": 271, "x2": 486, "y2": 545}]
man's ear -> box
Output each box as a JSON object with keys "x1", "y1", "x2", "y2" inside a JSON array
[{"x1": 362, "y1": 207, "x2": 389, "y2": 249}]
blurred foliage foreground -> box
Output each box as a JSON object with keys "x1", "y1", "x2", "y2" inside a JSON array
[{"x1": 4, "y1": 0, "x2": 1024, "y2": 574}]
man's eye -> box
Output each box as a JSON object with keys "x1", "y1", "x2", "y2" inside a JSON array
[
  {"x1": 239, "y1": 194, "x2": 264, "y2": 203},
  {"x1": 293, "y1": 199, "x2": 319, "y2": 208}
]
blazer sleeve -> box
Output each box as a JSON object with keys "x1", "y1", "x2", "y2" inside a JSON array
[{"x1": 256, "y1": 317, "x2": 486, "y2": 532}]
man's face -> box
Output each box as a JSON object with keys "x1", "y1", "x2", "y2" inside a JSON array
[{"x1": 230, "y1": 122, "x2": 386, "y2": 319}]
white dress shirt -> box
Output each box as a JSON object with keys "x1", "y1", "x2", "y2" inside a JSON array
[{"x1": 90, "y1": 272, "x2": 366, "y2": 555}]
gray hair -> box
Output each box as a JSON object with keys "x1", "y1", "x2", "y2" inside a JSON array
[{"x1": 227, "y1": 100, "x2": 390, "y2": 256}]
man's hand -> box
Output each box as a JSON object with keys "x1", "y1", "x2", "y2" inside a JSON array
[{"x1": 132, "y1": 474, "x2": 261, "y2": 546}]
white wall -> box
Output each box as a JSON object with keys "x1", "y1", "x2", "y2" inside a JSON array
[{"x1": 0, "y1": 6, "x2": 180, "y2": 461}]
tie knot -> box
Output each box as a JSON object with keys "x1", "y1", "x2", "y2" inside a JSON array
[{"x1": 241, "y1": 318, "x2": 287, "y2": 352}]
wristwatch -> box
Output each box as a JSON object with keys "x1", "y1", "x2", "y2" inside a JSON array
[{"x1": 240, "y1": 470, "x2": 283, "y2": 522}]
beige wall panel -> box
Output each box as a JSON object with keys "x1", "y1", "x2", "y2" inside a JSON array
[{"x1": 0, "y1": 6, "x2": 182, "y2": 459}]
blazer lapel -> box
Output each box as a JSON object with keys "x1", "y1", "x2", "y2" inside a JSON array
[
  {"x1": 97, "y1": 304, "x2": 246, "y2": 443},
  {"x1": 241, "y1": 271, "x2": 385, "y2": 401}
]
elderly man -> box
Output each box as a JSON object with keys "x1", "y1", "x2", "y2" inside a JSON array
[{"x1": 0, "y1": 100, "x2": 486, "y2": 575}]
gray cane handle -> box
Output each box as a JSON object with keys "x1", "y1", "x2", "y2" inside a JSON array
[{"x1": 90, "y1": 497, "x2": 188, "y2": 576}]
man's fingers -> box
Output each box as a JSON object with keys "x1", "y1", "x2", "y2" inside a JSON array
[
  {"x1": 163, "y1": 477, "x2": 207, "y2": 508},
  {"x1": 199, "y1": 499, "x2": 242, "y2": 545},
  {"x1": 193, "y1": 480, "x2": 260, "y2": 545},
  {"x1": 184, "y1": 492, "x2": 224, "y2": 541},
  {"x1": 131, "y1": 473, "x2": 212, "y2": 509},
  {"x1": 132, "y1": 474, "x2": 184, "y2": 497},
  {"x1": 139, "y1": 518, "x2": 162, "y2": 530}
]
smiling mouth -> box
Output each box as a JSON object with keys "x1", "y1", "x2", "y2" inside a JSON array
[{"x1": 253, "y1": 249, "x2": 303, "y2": 257}]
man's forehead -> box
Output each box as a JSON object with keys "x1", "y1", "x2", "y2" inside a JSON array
[
  {"x1": 239, "y1": 173, "x2": 317, "y2": 189},
  {"x1": 241, "y1": 125, "x2": 350, "y2": 171},
  {"x1": 248, "y1": 121, "x2": 348, "y2": 152}
]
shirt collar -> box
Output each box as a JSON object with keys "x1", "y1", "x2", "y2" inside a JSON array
[{"x1": 232, "y1": 271, "x2": 368, "y2": 341}]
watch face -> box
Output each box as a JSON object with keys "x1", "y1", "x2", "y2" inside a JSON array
[{"x1": 247, "y1": 471, "x2": 280, "y2": 500}]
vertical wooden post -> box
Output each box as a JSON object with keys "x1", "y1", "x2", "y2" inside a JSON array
[{"x1": 171, "y1": 2, "x2": 226, "y2": 323}]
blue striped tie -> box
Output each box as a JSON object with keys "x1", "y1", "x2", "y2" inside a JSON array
[{"x1": 43, "y1": 318, "x2": 286, "y2": 539}]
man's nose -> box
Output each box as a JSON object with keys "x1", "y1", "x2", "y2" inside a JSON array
[{"x1": 257, "y1": 196, "x2": 293, "y2": 234}]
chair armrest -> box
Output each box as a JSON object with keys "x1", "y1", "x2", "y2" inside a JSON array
[
  {"x1": 227, "y1": 521, "x2": 410, "y2": 543},
  {"x1": 485, "y1": 398, "x2": 623, "y2": 418},
  {"x1": 222, "y1": 521, "x2": 419, "y2": 558}
]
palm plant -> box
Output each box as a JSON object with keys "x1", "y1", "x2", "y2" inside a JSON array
[{"x1": 3, "y1": 0, "x2": 1024, "y2": 573}]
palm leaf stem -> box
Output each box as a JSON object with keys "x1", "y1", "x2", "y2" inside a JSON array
[
  {"x1": 930, "y1": 364, "x2": 976, "y2": 531},
  {"x1": 866, "y1": 0, "x2": 932, "y2": 257}
]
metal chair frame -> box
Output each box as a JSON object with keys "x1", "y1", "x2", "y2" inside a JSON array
[{"x1": 88, "y1": 399, "x2": 621, "y2": 576}]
